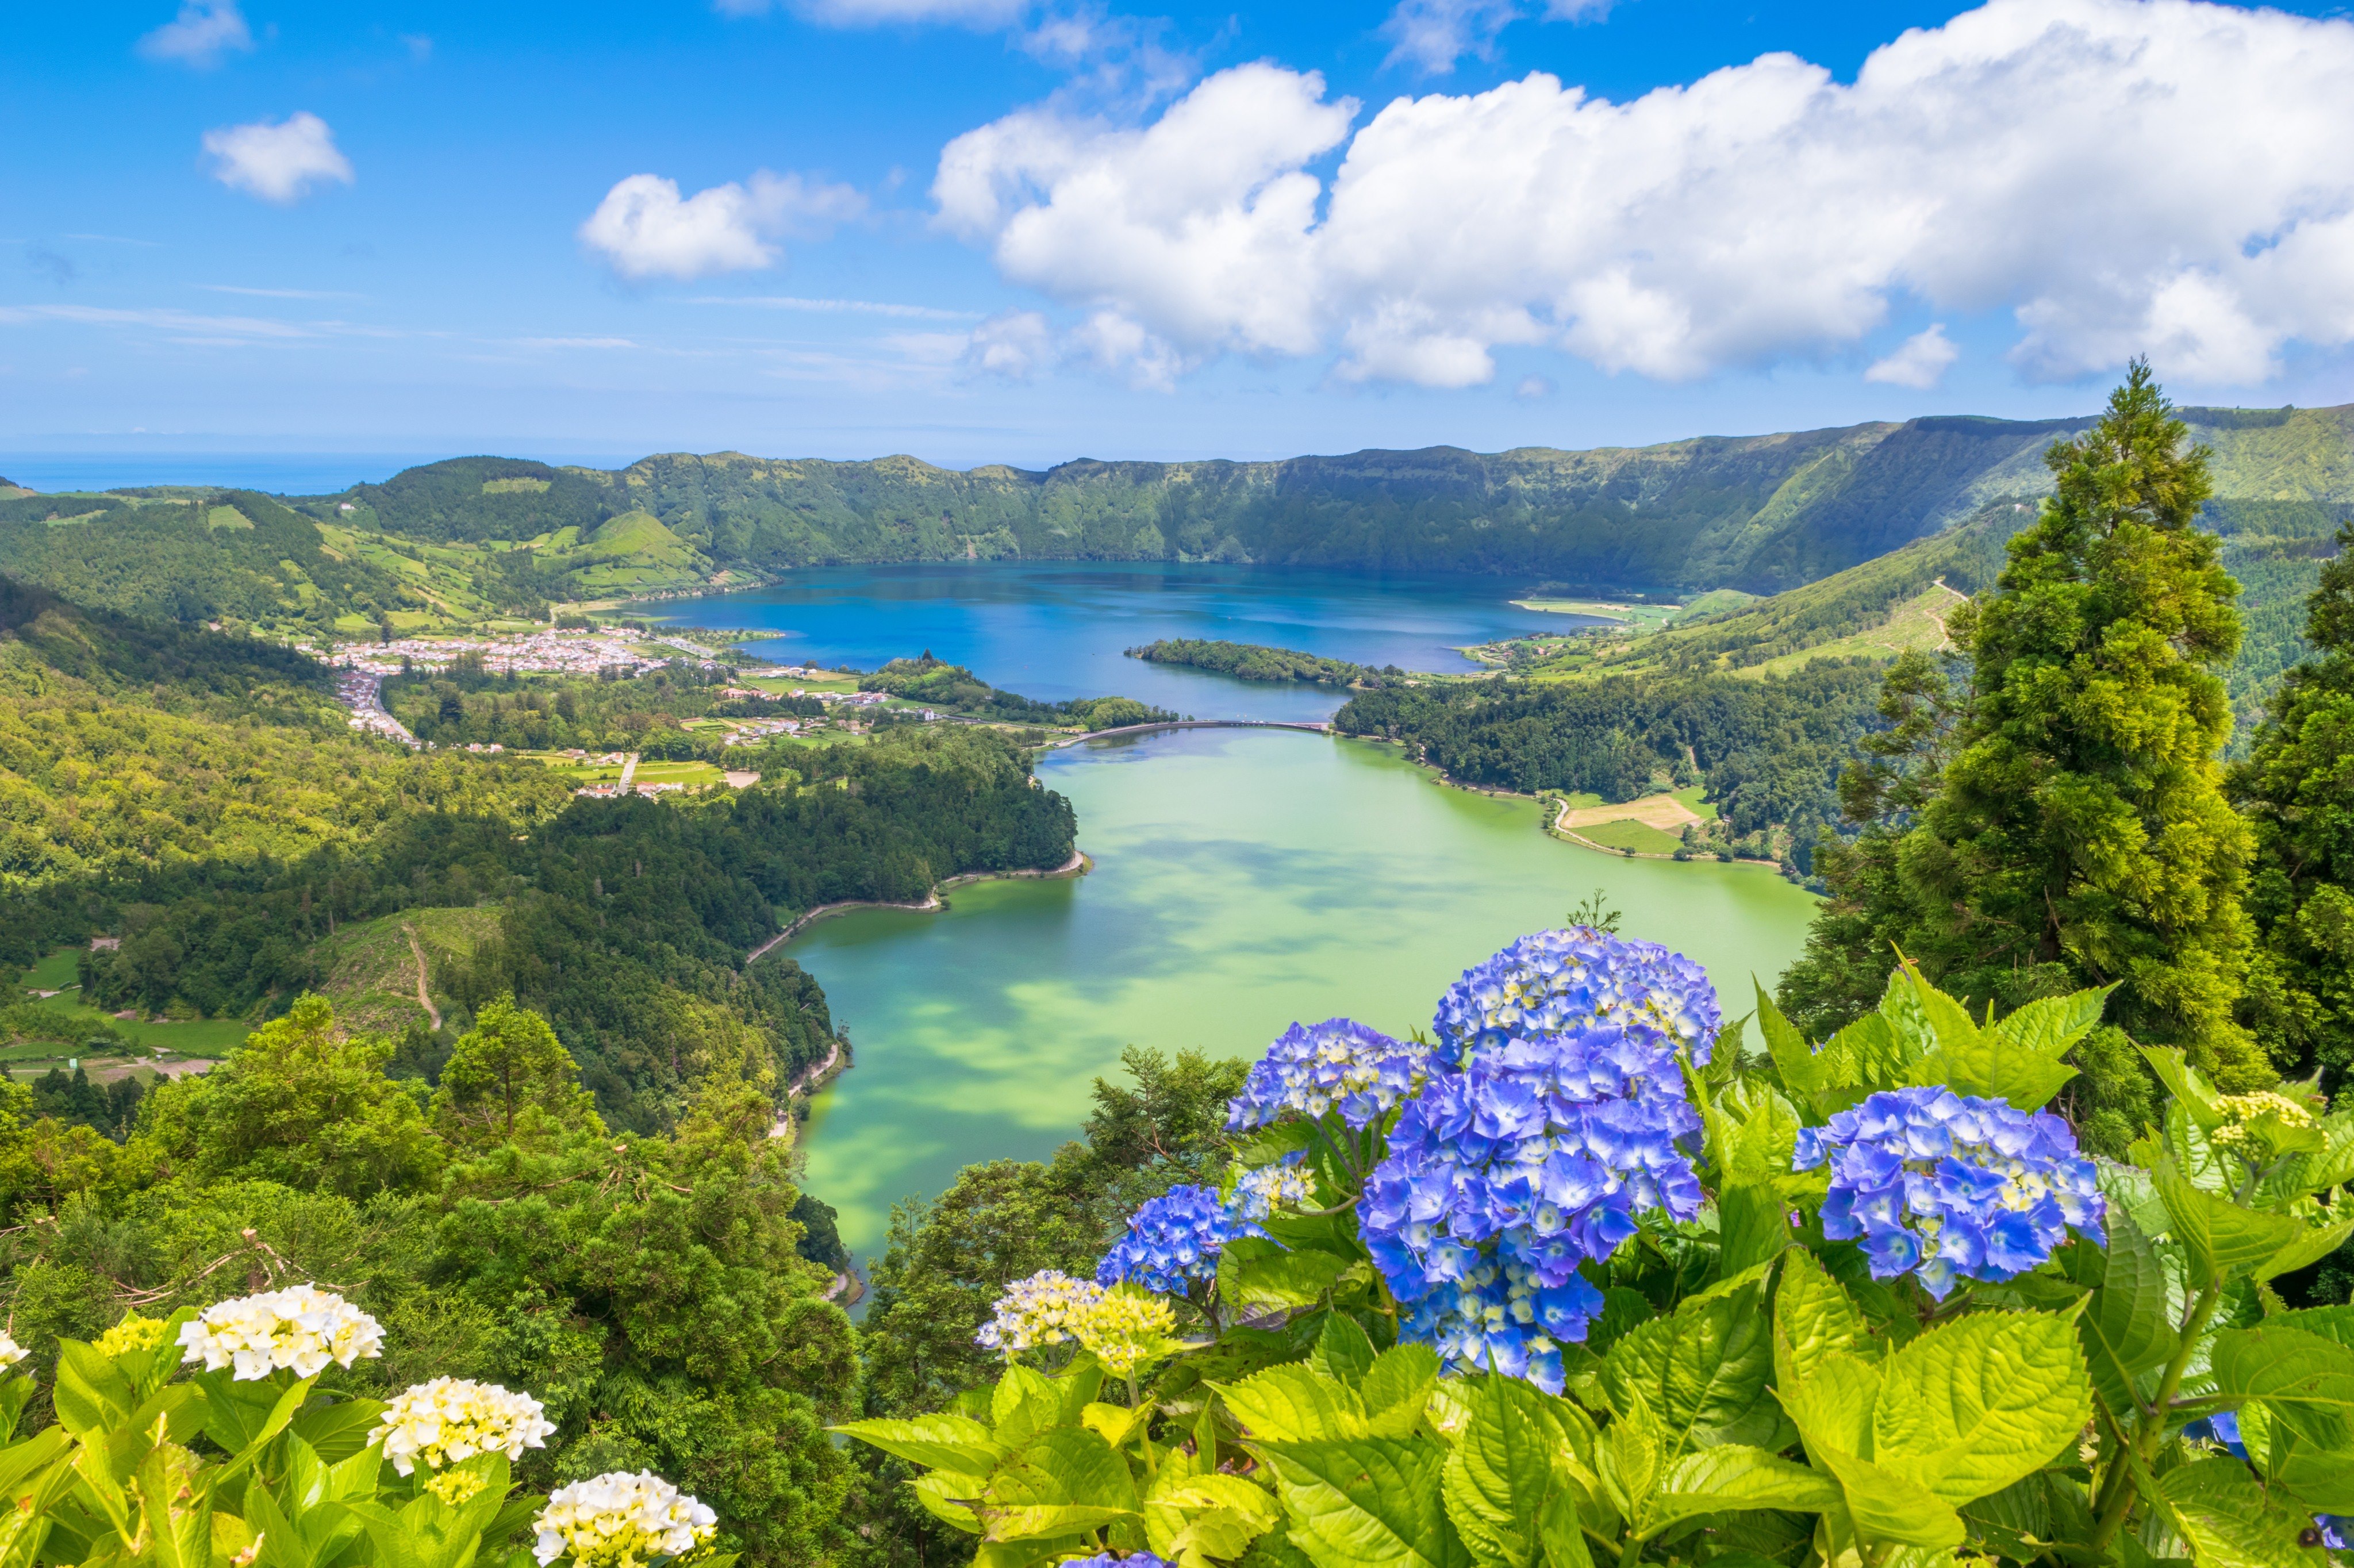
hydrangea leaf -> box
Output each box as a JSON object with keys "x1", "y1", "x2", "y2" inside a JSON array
[
  {"x1": 2209, "y1": 1325, "x2": 2354, "y2": 1432},
  {"x1": 1217, "y1": 1366, "x2": 1369, "y2": 1444},
  {"x1": 1598, "y1": 1285, "x2": 1780, "y2": 1457},
  {"x1": 990, "y1": 1364, "x2": 1067, "y2": 1448},
  {"x1": 832, "y1": 1413, "x2": 1007, "y2": 1473},
  {"x1": 1985, "y1": 985, "x2": 2113, "y2": 1058},
  {"x1": 2153, "y1": 1456, "x2": 2324, "y2": 1568},
  {"x1": 1535, "y1": 1490, "x2": 1591, "y2": 1568},
  {"x1": 1753, "y1": 983, "x2": 1828, "y2": 1110},
  {"x1": 1643, "y1": 1446, "x2": 1841, "y2": 1532},
  {"x1": 1868, "y1": 1312, "x2": 2091, "y2": 1508},
  {"x1": 1258, "y1": 1438, "x2": 1469, "y2": 1568},
  {"x1": 2154, "y1": 1160, "x2": 2304, "y2": 1287},
  {"x1": 1155, "y1": 1475, "x2": 1282, "y2": 1531},
  {"x1": 2256, "y1": 1217, "x2": 2354, "y2": 1283},
  {"x1": 1810, "y1": 1014, "x2": 1904, "y2": 1114},
  {"x1": 1591, "y1": 1406, "x2": 1661, "y2": 1521},
  {"x1": 2295, "y1": 1116, "x2": 2354, "y2": 1194},
  {"x1": 1082, "y1": 1402, "x2": 1151, "y2": 1453},
  {"x1": 973, "y1": 1503, "x2": 1140, "y2": 1544},
  {"x1": 1772, "y1": 1250, "x2": 1872, "y2": 1394},
  {"x1": 1228, "y1": 1248, "x2": 1355, "y2": 1313},
  {"x1": 1015, "y1": 1427, "x2": 1142, "y2": 1513},
  {"x1": 909, "y1": 1470, "x2": 990, "y2": 1534},
  {"x1": 1885, "y1": 963, "x2": 1983, "y2": 1057},
  {"x1": 2272, "y1": 1305, "x2": 2354, "y2": 1351},
  {"x1": 1804, "y1": 1446, "x2": 1967, "y2": 1551},
  {"x1": 1438, "y1": 1374, "x2": 1585, "y2": 1568},
  {"x1": 1716, "y1": 1179, "x2": 1792, "y2": 1277},
  {"x1": 1310, "y1": 1314, "x2": 1378, "y2": 1390},
  {"x1": 2138, "y1": 1046, "x2": 2229, "y2": 1132},
  {"x1": 1775, "y1": 1351, "x2": 1881, "y2": 1463},
  {"x1": 1361, "y1": 1344, "x2": 1442, "y2": 1439},
  {"x1": 1899, "y1": 1033, "x2": 2077, "y2": 1110},
  {"x1": 2057, "y1": 1201, "x2": 2174, "y2": 1420}
]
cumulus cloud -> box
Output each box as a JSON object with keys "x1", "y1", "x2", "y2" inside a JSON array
[
  {"x1": 963, "y1": 310, "x2": 1059, "y2": 377},
  {"x1": 202, "y1": 114, "x2": 353, "y2": 203},
  {"x1": 138, "y1": 1, "x2": 253, "y2": 67},
  {"x1": 578, "y1": 171, "x2": 865, "y2": 281},
  {"x1": 935, "y1": 0, "x2": 2354, "y2": 390},
  {"x1": 1866, "y1": 325, "x2": 1961, "y2": 389}
]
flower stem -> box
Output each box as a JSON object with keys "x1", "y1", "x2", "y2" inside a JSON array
[{"x1": 2089, "y1": 1281, "x2": 2222, "y2": 1552}]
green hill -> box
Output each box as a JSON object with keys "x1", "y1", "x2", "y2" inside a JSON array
[{"x1": 2, "y1": 403, "x2": 2346, "y2": 657}]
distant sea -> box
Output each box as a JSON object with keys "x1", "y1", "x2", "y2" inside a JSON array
[{"x1": 0, "y1": 451, "x2": 641, "y2": 497}]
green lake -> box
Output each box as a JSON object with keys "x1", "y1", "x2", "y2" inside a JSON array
[{"x1": 792, "y1": 727, "x2": 1821, "y2": 1266}]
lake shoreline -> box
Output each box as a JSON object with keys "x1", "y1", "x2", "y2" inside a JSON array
[{"x1": 747, "y1": 847, "x2": 1093, "y2": 967}]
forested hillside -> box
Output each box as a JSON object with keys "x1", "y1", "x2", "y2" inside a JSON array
[{"x1": 1, "y1": 583, "x2": 1077, "y2": 1129}]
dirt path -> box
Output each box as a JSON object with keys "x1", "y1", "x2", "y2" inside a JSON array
[
  {"x1": 1557, "y1": 794, "x2": 1703, "y2": 833},
  {"x1": 402, "y1": 923, "x2": 441, "y2": 1031},
  {"x1": 1922, "y1": 579, "x2": 1971, "y2": 651}
]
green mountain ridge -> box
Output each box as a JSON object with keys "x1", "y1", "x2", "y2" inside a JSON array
[{"x1": 2, "y1": 403, "x2": 2346, "y2": 658}]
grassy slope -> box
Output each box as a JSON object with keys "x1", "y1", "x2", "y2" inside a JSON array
[{"x1": 313, "y1": 905, "x2": 502, "y2": 1033}]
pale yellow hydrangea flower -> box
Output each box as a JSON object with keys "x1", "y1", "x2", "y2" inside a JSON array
[
  {"x1": 175, "y1": 1286, "x2": 384, "y2": 1380},
  {"x1": 532, "y1": 1471, "x2": 717, "y2": 1567},
  {"x1": 95, "y1": 1314, "x2": 168, "y2": 1358},
  {"x1": 1073, "y1": 1287, "x2": 1176, "y2": 1379},
  {"x1": 368, "y1": 1377, "x2": 557, "y2": 1475}
]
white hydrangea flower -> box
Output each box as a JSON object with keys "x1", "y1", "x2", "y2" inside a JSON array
[
  {"x1": 533, "y1": 1470, "x2": 717, "y2": 1567},
  {"x1": 175, "y1": 1285, "x2": 385, "y2": 1380},
  {"x1": 0, "y1": 1335, "x2": 25, "y2": 1372},
  {"x1": 974, "y1": 1270, "x2": 1104, "y2": 1358},
  {"x1": 368, "y1": 1377, "x2": 558, "y2": 1475}
]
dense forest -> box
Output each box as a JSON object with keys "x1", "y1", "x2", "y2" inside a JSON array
[
  {"x1": 1126, "y1": 638, "x2": 1397, "y2": 687},
  {"x1": 858, "y1": 654, "x2": 1172, "y2": 729},
  {"x1": 1333, "y1": 662, "x2": 1885, "y2": 874}
]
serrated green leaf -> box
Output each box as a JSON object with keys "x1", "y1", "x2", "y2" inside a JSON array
[
  {"x1": 1261, "y1": 1439, "x2": 1467, "y2": 1568},
  {"x1": 1772, "y1": 1250, "x2": 1871, "y2": 1394},
  {"x1": 1439, "y1": 1376, "x2": 1580, "y2": 1568},
  {"x1": 1536, "y1": 1492, "x2": 1589, "y2": 1568},
  {"x1": 2154, "y1": 1457, "x2": 2321, "y2": 1568},
  {"x1": 1776, "y1": 1352, "x2": 1880, "y2": 1463},
  {"x1": 1023, "y1": 1426, "x2": 1141, "y2": 1511},
  {"x1": 1083, "y1": 1402, "x2": 1150, "y2": 1453},
  {"x1": 1591, "y1": 1410, "x2": 1660, "y2": 1523},
  {"x1": 1310, "y1": 1315, "x2": 1378, "y2": 1389},
  {"x1": 992, "y1": 1363, "x2": 1064, "y2": 1448},
  {"x1": 1716, "y1": 1181, "x2": 1791, "y2": 1277},
  {"x1": 1218, "y1": 1366, "x2": 1367, "y2": 1443},
  {"x1": 2257, "y1": 1217, "x2": 2354, "y2": 1283},
  {"x1": 2297, "y1": 1116, "x2": 2354, "y2": 1195},
  {"x1": 2209, "y1": 1325, "x2": 2354, "y2": 1436},
  {"x1": 1230, "y1": 1249, "x2": 1355, "y2": 1313},
  {"x1": 1870, "y1": 1312, "x2": 2091, "y2": 1508},
  {"x1": 1361, "y1": 1345, "x2": 1441, "y2": 1438},
  {"x1": 834, "y1": 1413, "x2": 1007, "y2": 1473},
  {"x1": 1901, "y1": 1033, "x2": 2078, "y2": 1110},
  {"x1": 1755, "y1": 982, "x2": 1830, "y2": 1112},
  {"x1": 1599, "y1": 1285, "x2": 1779, "y2": 1456},
  {"x1": 1988, "y1": 987, "x2": 2113, "y2": 1058},
  {"x1": 2140, "y1": 1047, "x2": 2228, "y2": 1131},
  {"x1": 974, "y1": 1503, "x2": 1138, "y2": 1543},
  {"x1": 1809, "y1": 1446, "x2": 1967, "y2": 1550},
  {"x1": 2155, "y1": 1160, "x2": 2303, "y2": 1288},
  {"x1": 1158, "y1": 1475, "x2": 1281, "y2": 1531},
  {"x1": 1645, "y1": 1446, "x2": 1840, "y2": 1531},
  {"x1": 1822, "y1": 1013, "x2": 1910, "y2": 1110},
  {"x1": 2063, "y1": 1201, "x2": 2174, "y2": 1420}
]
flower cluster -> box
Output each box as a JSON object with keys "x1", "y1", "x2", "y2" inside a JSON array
[
  {"x1": 368, "y1": 1377, "x2": 557, "y2": 1475},
  {"x1": 1360, "y1": 1024, "x2": 1705, "y2": 1392},
  {"x1": 1058, "y1": 1556, "x2": 1170, "y2": 1568},
  {"x1": 532, "y1": 1471, "x2": 716, "y2": 1567},
  {"x1": 1073, "y1": 1288, "x2": 1177, "y2": 1379},
  {"x1": 2211, "y1": 1090, "x2": 2317, "y2": 1147},
  {"x1": 0, "y1": 1336, "x2": 24, "y2": 1373},
  {"x1": 1097, "y1": 1185, "x2": 1261, "y2": 1293},
  {"x1": 1793, "y1": 1087, "x2": 2105, "y2": 1300},
  {"x1": 95, "y1": 1315, "x2": 167, "y2": 1358},
  {"x1": 1433, "y1": 929, "x2": 1722, "y2": 1066},
  {"x1": 1224, "y1": 1019, "x2": 1434, "y2": 1132},
  {"x1": 176, "y1": 1286, "x2": 385, "y2": 1380},
  {"x1": 1229, "y1": 1155, "x2": 1316, "y2": 1221},
  {"x1": 975, "y1": 1271, "x2": 1105, "y2": 1358}
]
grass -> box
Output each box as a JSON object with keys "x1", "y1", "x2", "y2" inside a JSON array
[
  {"x1": 1672, "y1": 784, "x2": 1719, "y2": 823},
  {"x1": 744, "y1": 672, "x2": 862, "y2": 695},
  {"x1": 7, "y1": 991, "x2": 251, "y2": 1057},
  {"x1": 312, "y1": 906, "x2": 501, "y2": 1032},
  {"x1": 1573, "y1": 818, "x2": 1685, "y2": 854},
  {"x1": 1746, "y1": 582, "x2": 1964, "y2": 677},
  {"x1": 17, "y1": 950, "x2": 82, "y2": 991},
  {"x1": 1512, "y1": 598, "x2": 1684, "y2": 629},
  {"x1": 632, "y1": 760, "x2": 726, "y2": 787}
]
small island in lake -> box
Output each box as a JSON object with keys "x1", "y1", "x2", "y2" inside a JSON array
[{"x1": 1126, "y1": 637, "x2": 1401, "y2": 688}]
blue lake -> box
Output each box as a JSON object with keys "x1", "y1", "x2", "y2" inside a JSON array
[{"x1": 637, "y1": 560, "x2": 1602, "y2": 721}]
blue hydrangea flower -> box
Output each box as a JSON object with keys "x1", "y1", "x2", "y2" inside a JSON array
[
  {"x1": 1097, "y1": 1185, "x2": 1262, "y2": 1293},
  {"x1": 1358, "y1": 1023, "x2": 1706, "y2": 1393},
  {"x1": 1225, "y1": 1018, "x2": 1434, "y2": 1132},
  {"x1": 2183, "y1": 1412, "x2": 2245, "y2": 1456},
  {"x1": 1433, "y1": 929, "x2": 1722, "y2": 1066},
  {"x1": 1058, "y1": 1556, "x2": 1169, "y2": 1568},
  {"x1": 1793, "y1": 1087, "x2": 2105, "y2": 1300}
]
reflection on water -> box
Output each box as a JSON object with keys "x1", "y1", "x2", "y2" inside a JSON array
[
  {"x1": 637, "y1": 560, "x2": 1606, "y2": 722},
  {"x1": 791, "y1": 729, "x2": 1820, "y2": 1267}
]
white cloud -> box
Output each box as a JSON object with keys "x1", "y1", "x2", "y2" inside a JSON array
[
  {"x1": 963, "y1": 310, "x2": 1058, "y2": 378},
  {"x1": 578, "y1": 171, "x2": 865, "y2": 282},
  {"x1": 935, "y1": 0, "x2": 2354, "y2": 390},
  {"x1": 1514, "y1": 374, "x2": 1553, "y2": 399},
  {"x1": 201, "y1": 113, "x2": 354, "y2": 203},
  {"x1": 1381, "y1": 0, "x2": 1612, "y2": 74},
  {"x1": 137, "y1": 1, "x2": 253, "y2": 68},
  {"x1": 686, "y1": 294, "x2": 977, "y2": 320},
  {"x1": 1866, "y1": 324, "x2": 1960, "y2": 389}
]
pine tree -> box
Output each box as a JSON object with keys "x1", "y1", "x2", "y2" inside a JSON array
[
  {"x1": 2229, "y1": 521, "x2": 2354, "y2": 1087},
  {"x1": 1782, "y1": 362, "x2": 2265, "y2": 1102}
]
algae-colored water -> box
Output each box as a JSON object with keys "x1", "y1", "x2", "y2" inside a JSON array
[{"x1": 792, "y1": 727, "x2": 1821, "y2": 1263}]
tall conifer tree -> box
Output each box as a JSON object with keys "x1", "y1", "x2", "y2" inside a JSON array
[
  {"x1": 2230, "y1": 521, "x2": 2354, "y2": 1084},
  {"x1": 1783, "y1": 362, "x2": 2265, "y2": 1098}
]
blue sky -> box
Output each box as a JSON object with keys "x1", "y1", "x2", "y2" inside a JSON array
[{"x1": 10, "y1": 0, "x2": 2354, "y2": 480}]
